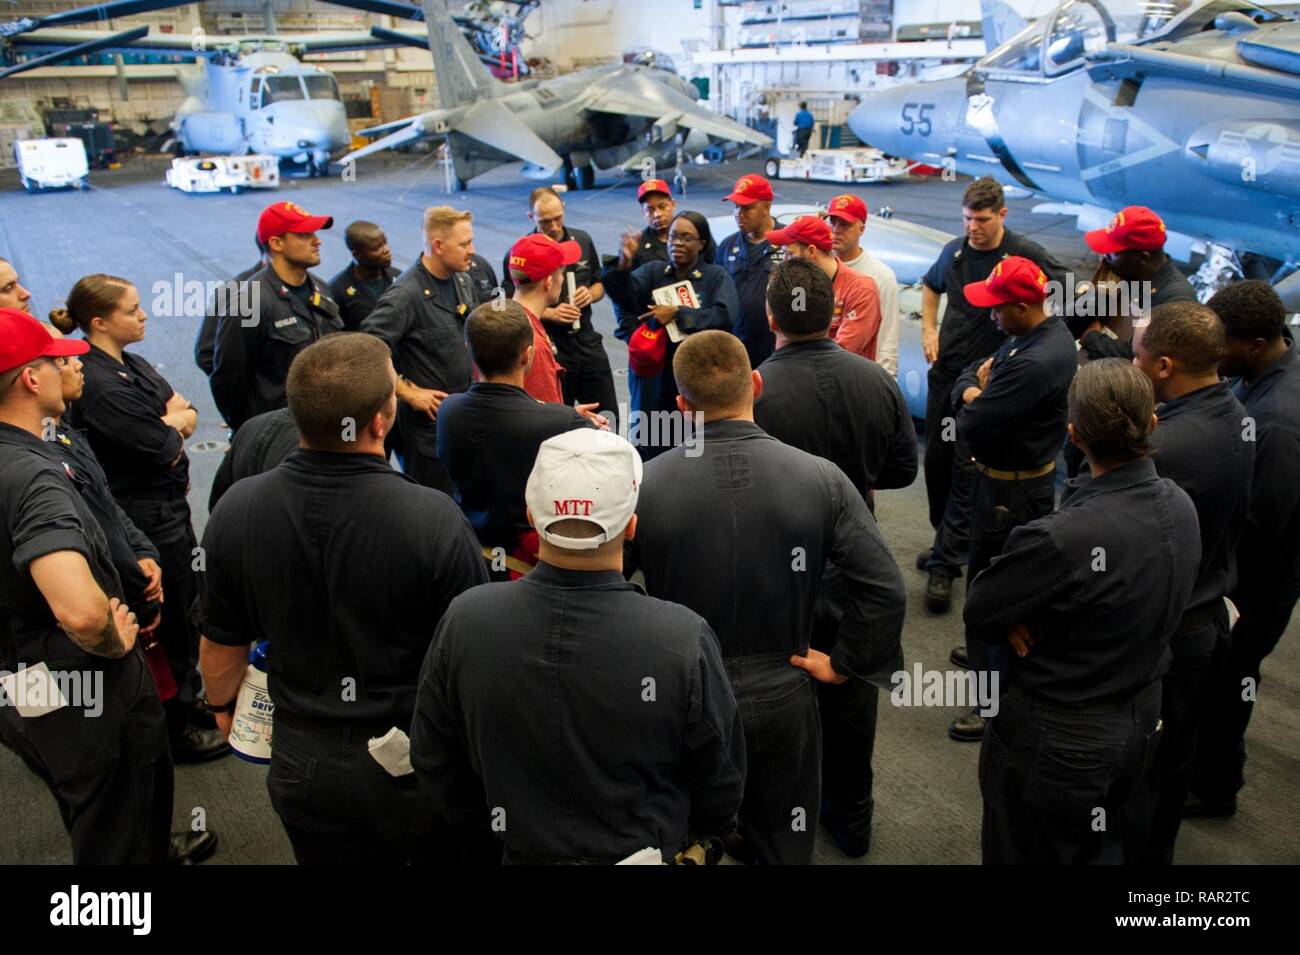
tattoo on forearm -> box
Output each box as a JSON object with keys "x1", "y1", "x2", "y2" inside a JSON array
[{"x1": 67, "y1": 609, "x2": 126, "y2": 658}]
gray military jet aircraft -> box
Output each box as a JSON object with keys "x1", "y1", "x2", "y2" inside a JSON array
[
  {"x1": 848, "y1": 0, "x2": 1300, "y2": 306},
  {"x1": 342, "y1": 0, "x2": 772, "y2": 190}
]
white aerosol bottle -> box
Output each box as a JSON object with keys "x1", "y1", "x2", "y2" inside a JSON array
[{"x1": 229, "y1": 641, "x2": 273, "y2": 764}]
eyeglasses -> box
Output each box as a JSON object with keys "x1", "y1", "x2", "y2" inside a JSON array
[
  {"x1": 26, "y1": 357, "x2": 68, "y2": 373},
  {"x1": 0, "y1": 356, "x2": 61, "y2": 387},
  {"x1": 668, "y1": 234, "x2": 701, "y2": 245}
]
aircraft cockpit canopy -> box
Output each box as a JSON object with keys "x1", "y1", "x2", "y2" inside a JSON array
[
  {"x1": 302, "y1": 74, "x2": 341, "y2": 102},
  {"x1": 250, "y1": 72, "x2": 340, "y2": 109},
  {"x1": 624, "y1": 47, "x2": 678, "y2": 75},
  {"x1": 978, "y1": 0, "x2": 1287, "y2": 76}
]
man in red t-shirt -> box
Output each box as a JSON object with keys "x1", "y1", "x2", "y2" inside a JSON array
[
  {"x1": 507, "y1": 235, "x2": 608, "y2": 429},
  {"x1": 506, "y1": 233, "x2": 575, "y2": 404},
  {"x1": 766, "y1": 216, "x2": 882, "y2": 362}
]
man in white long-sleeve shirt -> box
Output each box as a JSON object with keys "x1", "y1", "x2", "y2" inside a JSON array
[{"x1": 826, "y1": 195, "x2": 899, "y2": 376}]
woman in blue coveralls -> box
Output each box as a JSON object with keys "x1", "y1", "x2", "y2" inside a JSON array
[{"x1": 603, "y1": 211, "x2": 739, "y2": 459}]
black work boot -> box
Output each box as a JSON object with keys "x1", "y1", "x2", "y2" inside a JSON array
[{"x1": 924, "y1": 571, "x2": 953, "y2": 613}]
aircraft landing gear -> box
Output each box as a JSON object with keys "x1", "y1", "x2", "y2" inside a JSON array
[
  {"x1": 673, "y1": 145, "x2": 688, "y2": 197},
  {"x1": 562, "y1": 159, "x2": 595, "y2": 191},
  {"x1": 454, "y1": 177, "x2": 468, "y2": 192}
]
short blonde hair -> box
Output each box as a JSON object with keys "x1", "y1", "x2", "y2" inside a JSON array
[{"x1": 423, "y1": 206, "x2": 473, "y2": 237}]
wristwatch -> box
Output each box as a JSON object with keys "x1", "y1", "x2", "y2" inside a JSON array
[{"x1": 199, "y1": 692, "x2": 238, "y2": 716}]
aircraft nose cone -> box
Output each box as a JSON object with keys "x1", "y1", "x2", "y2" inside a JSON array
[
  {"x1": 848, "y1": 87, "x2": 917, "y2": 156},
  {"x1": 302, "y1": 103, "x2": 350, "y2": 151},
  {"x1": 847, "y1": 79, "x2": 964, "y2": 163}
]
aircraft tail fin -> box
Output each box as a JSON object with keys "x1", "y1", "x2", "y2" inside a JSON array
[
  {"x1": 980, "y1": 0, "x2": 1029, "y2": 52},
  {"x1": 457, "y1": 99, "x2": 563, "y2": 172},
  {"x1": 422, "y1": 0, "x2": 498, "y2": 109}
]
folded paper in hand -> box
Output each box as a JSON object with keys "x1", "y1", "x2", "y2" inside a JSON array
[{"x1": 651, "y1": 280, "x2": 699, "y2": 343}]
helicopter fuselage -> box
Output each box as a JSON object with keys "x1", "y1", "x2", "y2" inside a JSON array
[{"x1": 173, "y1": 51, "x2": 348, "y2": 170}]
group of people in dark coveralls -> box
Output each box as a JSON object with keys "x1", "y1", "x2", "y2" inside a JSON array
[{"x1": 0, "y1": 166, "x2": 1296, "y2": 867}]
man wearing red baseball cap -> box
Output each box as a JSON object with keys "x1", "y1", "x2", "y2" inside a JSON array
[
  {"x1": 0, "y1": 306, "x2": 89, "y2": 375},
  {"x1": 766, "y1": 215, "x2": 883, "y2": 362},
  {"x1": 717, "y1": 174, "x2": 782, "y2": 368},
  {"x1": 1080, "y1": 205, "x2": 1198, "y2": 362},
  {"x1": 944, "y1": 255, "x2": 1077, "y2": 743},
  {"x1": 507, "y1": 232, "x2": 593, "y2": 409},
  {"x1": 0, "y1": 308, "x2": 174, "y2": 865},
  {"x1": 210, "y1": 201, "x2": 342, "y2": 431},
  {"x1": 825, "y1": 195, "x2": 900, "y2": 376},
  {"x1": 633, "y1": 178, "x2": 676, "y2": 265}
]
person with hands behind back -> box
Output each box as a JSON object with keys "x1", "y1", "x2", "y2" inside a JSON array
[
  {"x1": 630, "y1": 330, "x2": 906, "y2": 864},
  {"x1": 966, "y1": 359, "x2": 1200, "y2": 865}
]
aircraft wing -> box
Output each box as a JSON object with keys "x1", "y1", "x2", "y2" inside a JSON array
[
  {"x1": 1088, "y1": 37, "x2": 1300, "y2": 97},
  {"x1": 584, "y1": 83, "x2": 772, "y2": 149},
  {"x1": 344, "y1": 100, "x2": 564, "y2": 172},
  {"x1": 346, "y1": 120, "x2": 428, "y2": 162}
]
